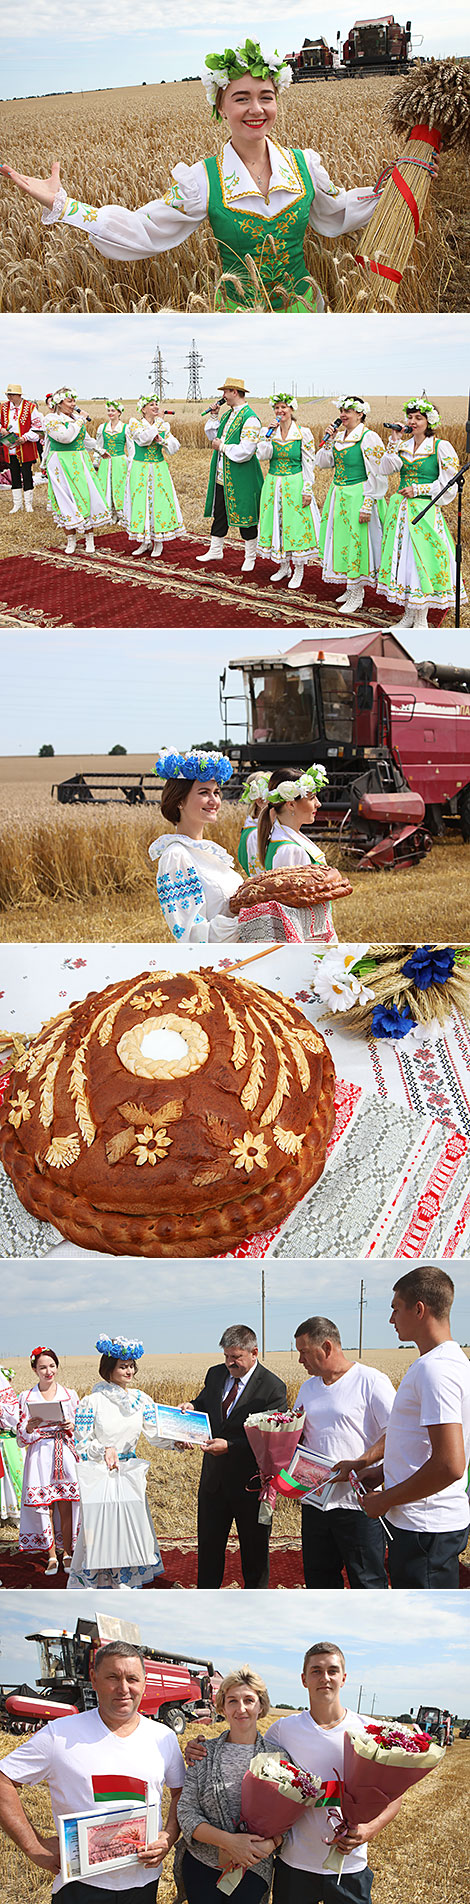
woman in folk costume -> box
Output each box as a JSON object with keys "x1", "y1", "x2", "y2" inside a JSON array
[
  {"x1": 0, "y1": 1365, "x2": 24, "y2": 1524},
  {"x1": 69, "y1": 1335, "x2": 165, "y2": 1590},
  {"x1": 255, "y1": 765, "x2": 338, "y2": 945},
  {"x1": 256, "y1": 393, "x2": 320, "y2": 590},
  {"x1": 198, "y1": 378, "x2": 262, "y2": 573},
  {"x1": 94, "y1": 398, "x2": 127, "y2": 522},
  {"x1": 124, "y1": 397, "x2": 184, "y2": 559},
  {"x1": 2, "y1": 42, "x2": 382, "y2": 314},
  {"x1": 149, "y1": 750, "x2": 243, "y2": 942},
  {"x1": 316, "y1": 398, "x2": 387, "y2": 616},
  {"x1": 0, "y1": 382, "x2": 41, "y2": 515},
  {"x1": 35, "y1": 386, "x2": 110, "y2": 554},
  {"x1": 237, "y1": 772, "x2": 270, "y2": 875},
  {"x1": 376, "y1": 398, "x2": 466, "y2": 630},
  {"x1": 17, "y1": 1347, "x2": 80, "y2": 1576}
]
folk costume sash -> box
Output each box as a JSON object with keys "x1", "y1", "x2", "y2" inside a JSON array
[
  {"x1": 0, "y1": 399, "x2": 38, "y2": 465},
  {"x1": 205, "y1": 147, "x2": 315, "y2": 311},
  {"x1": 204, "y1": 405, "x2": 263, "y2": 528},
  {"x1": 398, "y1": 441, "x2": 441, "y2": 491},
  {"x1": 332, "y1": 432, "x2": 368, "y2": 487}
]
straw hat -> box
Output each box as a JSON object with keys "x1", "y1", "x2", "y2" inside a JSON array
[
  {"x1": 6, "y1": 383, "x2": 22, "y2": 397},
  {"x1": 218, "y1": 377, "x2": 249, "y2": 394}
]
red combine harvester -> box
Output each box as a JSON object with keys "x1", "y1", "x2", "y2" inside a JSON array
[
  {"x1": 342, "y1": 16, "x2": 412, "y2": 70},
  {"x1": 0, "y1": 1616, "x2": 219, "y2": 1738},
  {"x1": 220, "y1": 632, "x2": 470, "y2": 870}
]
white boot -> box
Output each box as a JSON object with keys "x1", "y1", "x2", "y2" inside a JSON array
[
  {"x1": 412, "y1": 605, "x2": 429, "y2": 629},
  {"x1": 64, "y1": 533, "x2": 77, "y2": 555},
  {"x1": 151, "y1": 538, "x2": 163, "y2": 559},
  {"x1": 9, "y1": 492, "x2": 23, "y2": 514},
  {"x1": 196, "y1": 536, "x2": 224, "y2": 564},
  {"x1": 270, "y1": 559, "x2": 291, "y2": 584},
  {"x1": 338, "y1": 583, "x2": 365, "y2": 616},
  {"x1": 131, "y1": 539, "x2": 152, "y2": 558},
  {"x1": 288, "y1": 559, "x2": 304, "y2": 591},
  {"x1": 241, "y1": 540, "x2": 257, "y2": 573},
  {"x1": 335, "y1": 588, "x2": 350, "y2": 605},
  {"x1": 85, "y1": 532, "x2": 95, "y2": 554},
  {"x1": 395, "y1": 603, "x2": 415, "y2": 628},
  {"x1": 24, "y1": 492, "x2": 33, "y2": 514}
]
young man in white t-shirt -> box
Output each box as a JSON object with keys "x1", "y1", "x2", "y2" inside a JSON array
[
  {"x1": 0, "y1": 1641, "x2": 184, "y2": 1899},
  {"x1": 339, "y1": 1267, "x2": 470, "y2": 1589},
  {"x1": 293, "y1": 1316, "x2": 395, "y2": 1589},
  {"x1": 185, "y1": 1641, "x2": 402, "y2": 1904}
]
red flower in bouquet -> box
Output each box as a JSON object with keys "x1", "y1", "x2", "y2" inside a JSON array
[
  {"x1": 243, "y1": 1409, "x2": 305, "y2": 1523},
  {"x1": 323, "y1": 1720, "x2": 445, "y2": 1878},
  {"x1": 217, "y1": 1752, "x2": 339, "y2": 1894}
]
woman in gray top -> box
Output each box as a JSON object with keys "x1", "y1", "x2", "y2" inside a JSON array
[{"x1": 176, "y1": 1666, "x2": 280, "y2": 1902}]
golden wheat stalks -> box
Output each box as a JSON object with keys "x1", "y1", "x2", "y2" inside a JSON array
[{"x1": 355, "y1": 57, "x2": 470, "y2": 309}]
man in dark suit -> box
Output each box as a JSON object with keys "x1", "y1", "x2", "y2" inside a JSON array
[{"x1": 189, "y1": 1323, "x2": 287, "y2": 1589}]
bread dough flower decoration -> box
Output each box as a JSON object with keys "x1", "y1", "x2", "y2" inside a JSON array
[
  {"x1": 202, "y1": 40, "x2": 292, "y2": 119},
  {"x1": 133, "y1": 1126, "x2": 172, "y2": 1167},
  {"x1": 230, "y1": 1130, "x2": 269, "y2": 1174},
  {"x1": 9, "y1": 1090, "x2": 35, "y2": 1128}
]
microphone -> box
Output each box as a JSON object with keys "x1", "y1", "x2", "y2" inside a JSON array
[
  {"x1": 201, "y1": 400, "x2": 222, "y2": 417},
  {"x1": 319, "y1": 417, "x2": 342, "y2": 448},
  {"x1": 265, "y1": 425, "x2": 276, "y2": 439}
]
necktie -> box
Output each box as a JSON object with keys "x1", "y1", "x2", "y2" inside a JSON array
[{"x1": 221, "y1": 1378, "x2": 240, "y2": 1421}]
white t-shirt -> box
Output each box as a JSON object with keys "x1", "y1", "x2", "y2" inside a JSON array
[
  {"x1": 295, "y1": 1363, "x2": 395, "y2": 1510},
  {"x1": 264, "y1": 1708, "x2": 371, "y2": 1873},
  {"x1": 0, "y1": 1707, "x2": 184, "y2": 1893},
  {"x1": 384, "y1": 1340, "x2": 470, "y2": 1532}
]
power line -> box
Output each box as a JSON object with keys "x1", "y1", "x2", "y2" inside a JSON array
[
  {"x1": 185, "y1": 338, "x2": 204, "y2": 401},
  {"x1": 358, "y1": 1278, "x2": 367, "y2": 1359},
  {"x1": 148, "y1": 347, "x2": 169, "y2": 401}
]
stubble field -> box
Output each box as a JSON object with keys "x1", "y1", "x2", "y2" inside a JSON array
[
  {"x1": 0, "y1": 1722, "x2": 467, "y2": 1904},
  {"x1": 1, "y1": 77, "x2": 469, "y2": 312}
]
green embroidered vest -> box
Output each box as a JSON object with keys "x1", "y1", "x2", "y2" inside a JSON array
[
  {"x1": 205, "y1": 148, "x2": 315, "y2": 311},
  {"x1": 332, "y1": 432, "x2": 368, "y2": 487},
  {"x1": 133, "y1": 440, "x2": 164, "y2": 464},
  {"x1": 48, "y1": 421, "x2": 86, "y2": 453},
  {"x1": 102, "y1": 424, "x2": 127, "y2": 457},
  {"x1": 270, "y1": 436, "x2": 303, "y2": 478},
  {"x1": 264, "y1": 833, "x2": 325, "y2": 871},
  {"x1": 238, "y1": 822, "x2": 257, "y2": 875},
  {"x1": 398, "y1": 442, "x2": 440, "y2": 491},
  {"x1": 204, "y1": 405, "x2": 263, "y2": 528}
]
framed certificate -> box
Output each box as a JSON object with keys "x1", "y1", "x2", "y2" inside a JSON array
[
  {"x1": 155, "y1": 1404, "x2": 211, "y2": 1446},
  {"x1": 59, "y1": 1801, "x2": 158, "y2": 1881},
  {"x1": 284, "y1": 1446, "x2": 340, "y2": 1510}
]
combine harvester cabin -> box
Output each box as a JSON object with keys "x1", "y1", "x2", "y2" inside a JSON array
[
  {"x1": 220, "y1": 632, "x2": 470, "y2": 869},
  {"x1": 287, "y1": 18, "x2": 413, "y2": 80}
]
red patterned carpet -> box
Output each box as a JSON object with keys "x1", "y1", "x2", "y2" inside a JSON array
[
  {"x1": 0, "y1": 531, "x2": 446, "y2": 628},
  {"x1": 1, "y1": 1543, "x2": 468, "y2": 1589}
]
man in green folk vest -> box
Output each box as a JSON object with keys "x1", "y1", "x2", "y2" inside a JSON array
[{"x1": 197, "y1": 376, "x2": 263, "y2": 573}]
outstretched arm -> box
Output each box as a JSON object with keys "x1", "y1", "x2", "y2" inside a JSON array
[{"x1": 1, "y1": 160, "x2": 207, "y2": 260}]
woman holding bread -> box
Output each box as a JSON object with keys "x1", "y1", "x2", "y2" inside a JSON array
[{"x1": 234, "y1": 766, "x2": 339, "y2": 945}]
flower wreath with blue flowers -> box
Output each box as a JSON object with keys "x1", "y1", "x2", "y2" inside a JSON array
[
  {"x1": 154, "y1": 749, "x2": 233, "y2": 786},
  {"x1": 96, "y1": 1335, "x2": 144, "y2": 1360}
]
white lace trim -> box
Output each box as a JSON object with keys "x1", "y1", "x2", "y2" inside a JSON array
[{"x1": 41, "y1": 185, "x2": 68, "y2": 226}]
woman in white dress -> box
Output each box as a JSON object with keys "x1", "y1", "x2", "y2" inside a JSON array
[
  {"x1": 0, "y1": 1365, "x2": 23, "y2": 1524},
  {"x1": 34, "y1": 387, "x2": 110, "y2": 554},
  {"x1": 315, "y1": 398, "x2": 386, "y2": 616},
  {"x1": 254, "y1": 765, "x2": 338, "y2": 946},
  {"x1": 150, "y1": 749, "x2": 243, "y2": 942},
  {"x1": 16, "y1": 1348, "x2": 80, "y2": 1576},
  {"x1": 124, "y1": 398, "x2": 184, "y2": 559},
  {"x1": 376, "y1": 398, "x2": 466, "y2": 629},
  {"x1": 94, "y1": 398, "x2": 128, "y2": 523},
  {"x1": 256, "y1": 395, "x2": 320, "y2": 590},
  {"x1": 69, "y1": 1335, "x2": 165, "y2": 1590},
  {"x1": 1, "y1": 43, "x2": 381, "y2": 314}
]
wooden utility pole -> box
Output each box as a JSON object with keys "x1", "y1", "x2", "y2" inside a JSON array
[{"x1": 358, "y1": 1278, "x2": 367, "y2": 1359}]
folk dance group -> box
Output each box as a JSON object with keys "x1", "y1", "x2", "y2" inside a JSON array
[
  {"x1": 0, "y1": 1338, "x2": 167, "y2": 1588},
  {"x1": 0, "y1": 386, "x2": 183, "y2": 557},
  {"x1": 150, "y1": 749, "x2": 338, "y2": 945},
  {"x1": 197, "y1": 383, "x2": 463, "y2": 626}
]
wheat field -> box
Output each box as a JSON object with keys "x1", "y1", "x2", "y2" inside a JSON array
[
  {"x1": 1, "y1": 77, "x2": 469, "y2": 312},
  {"x1": 0, "y1": 1720, "x2": 467, "y2": 1904}
]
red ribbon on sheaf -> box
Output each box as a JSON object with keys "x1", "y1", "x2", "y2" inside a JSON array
[
  {"x1": 391, "y1": 162, "x2": 421, "y2": 235},
  {"x1": 408, "y1": 123, "x2": 442, "y2": 151},
  {"x1": 355, "y1": 255, "x2": 403, "y2": 283},
  {"x1": 355, "y1": 120, "x2": 441, "y2": 283}
]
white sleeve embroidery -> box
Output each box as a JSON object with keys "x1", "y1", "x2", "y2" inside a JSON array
[
  {"x1": 361, "y1": 431, "x2": 388, "y2": 500},
  {"x1": 304, "y1": 150, "x2": 379, "y2": 236},
  {"x1": 74, "y1": 1395, "x2": 103, "y2": 1463},
  {"x1": 224, "y1": 416, "x2": 261, "y2": 464},
  {"x1": 156, "y1": 846, "x2": 209, "y2": 943},
  {"x1": 300, "y1": 427, "x2": 315, "y2": 491},
  {"x1": 256, "y1": 433, "x2": 274, "y2": 463},
  {"x1": 430, "y1": 440, "x2": 460, "y2": 505},
  {"x1": 41, "y1": 163, "x2": 208, "y2": 259}
]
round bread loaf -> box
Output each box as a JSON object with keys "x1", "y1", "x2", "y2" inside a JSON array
[
  {"x1": 229, "y1": 865, "x2": 353, "y2": 915},
  {"x1": 0, "y1": 968, "x2": 336, "y2": 1257}
]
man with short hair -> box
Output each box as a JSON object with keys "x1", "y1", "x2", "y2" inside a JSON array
[
  {"x1": 0, "y1": 1640, "x2": 184, "y2": 1899},
  {"x1": 188, "y1": 1323, "x2": 287, "y2": 1588},
  {"x1": 294, "y1": 1316, "x2": 395, "y2": 1589},
  {"x1": 186, "y1": 1640, "x2": 402, "y2": 1904},
  {"x1": 345, "y1": 1267, "x2": 470, "y2": 1588}
]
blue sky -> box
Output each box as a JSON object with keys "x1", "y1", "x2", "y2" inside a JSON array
[
  {"x1": 1, "y1": 313, "x2": 470, "y2": 403},
  {"x1": 1, "y1": 1260, "x2": 469, "y2": 1356},
  {"x1": 0, "y1": 1590, "x2": 469, "y2": 1713},
  {"x1": 1, "y1": 2, "x2": 469, "y2": 98},
  {"x1": 1, "y1": 628, "x2": 470, "y2": 757}
]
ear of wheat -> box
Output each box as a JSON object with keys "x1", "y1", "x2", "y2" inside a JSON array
[{"x1": 355, "y1": 58, "x2": 470, "y2": 309}]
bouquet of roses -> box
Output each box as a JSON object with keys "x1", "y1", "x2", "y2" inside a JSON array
[
  {"x1": 323, "y1": 1720, "x2": 445, "y2": 1877},
  {"x1": 243, "y1": 1409, "x2": 305, "y2": 1524},
  {"x1": 217, "y1": 1752, "x2": 340, "y2": 1894}
]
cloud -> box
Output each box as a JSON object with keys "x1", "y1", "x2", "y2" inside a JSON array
[{"x1": 1, "y1": 0, "x2": 305, "y2": 41}]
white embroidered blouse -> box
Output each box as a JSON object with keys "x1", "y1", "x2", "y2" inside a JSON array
[
  {"x1": 257, "y1": 421, "x2": 316, "y2": 495},
  {"x1": 149, "y1": 832, "x2": 242, "y2": 942},
  {"x1": 378, "y1": 435, "x2": 460, "y2": 502},
  {"x1": 41, "y1": 138, "x2": 379, "y2": 258},
  {"x1": 315, "y1": 422, "x2": 388, "y2": 499},
  {"x1": 73, "y1": 1381, "x2": 166, "y2": 1462}
]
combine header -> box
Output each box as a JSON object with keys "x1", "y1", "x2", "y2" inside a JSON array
[
  {"x1": 0, "y1": 1615, "x2": 219, "y2": 1737},
  {"x1": 220, "y1": 632, "x2": 470, "y2": 871}
]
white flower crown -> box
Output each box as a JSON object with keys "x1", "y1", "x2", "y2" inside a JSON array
[
  {"x1": 404, "y1": 398, "x2": 440, "y2": 427},
  {"x1": 201, "y1": 42, "x2": 292, "y2": 117},
  {"x1": 334, "y1": 397, "x2": 371, "y2": 416}
]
